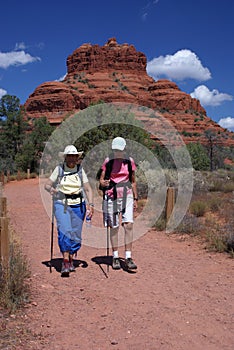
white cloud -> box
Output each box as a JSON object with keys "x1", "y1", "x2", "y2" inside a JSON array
[
  {"x1": 141, "y1": 1, "x2": 159, "y2": 21},
  {"x1": 0, "y1": 88, "x2": 7, "y2": 98},
  {"x1": 190, "y1": 85, "x2": 233, "y2": 107},
  {"x1": 0, "y1": 50, "x2": 40, "y2": 69},
  {"x1": 218, "y1": 117, "x2": 234, "y2": 131},
  {"x1": 147, "y1": 49, "x2": 211, "y2": 81},
  {"x1": 142, "y1": 12, "x2": 148, "y2": 21},
  {"x1": 56, "y1": 74, "x2": 67, "y2": 82},
  {"x1": 14, "y1": 42, "x2": 27, "y2": 50}
]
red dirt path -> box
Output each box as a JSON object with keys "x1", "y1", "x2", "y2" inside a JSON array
[{"x1": 3, "y1": 178, "x2": 234, "y2": 350}]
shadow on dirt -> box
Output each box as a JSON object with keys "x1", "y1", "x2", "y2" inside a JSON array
[
  {"x1": 42, "y1": 258, "x2": 88, "y2": 273},
  {"x1": 92, "y1": 256, "x2": 137, "y2": 276}
]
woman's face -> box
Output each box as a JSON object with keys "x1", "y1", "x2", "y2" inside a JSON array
[
  {"x1": 113, "y1": 149, "x2": 124, "y2": 159},
  {"x1": 65, "y1": 154, "x2": 79, "y2": 167}
]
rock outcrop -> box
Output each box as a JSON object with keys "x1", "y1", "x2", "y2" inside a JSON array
[{"x1": 24, "y1": 38, "x2": 234, "y2": 145}]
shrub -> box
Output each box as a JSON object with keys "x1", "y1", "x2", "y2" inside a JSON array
[
  {"x1": 190, "y1": 201, "x2": 207, "y2": 217},
  {"x1": 225, "y1": 232, "x2": 234, "y2": 253},
  {"x1": 209, "y1": 180, "x2": 225, "y2": 192},
  {"x1": 205, "y1": 231, "x2": 227, "y2": 253},
  {"x1": 0, "y1": 235, "x2": 30, "y2": 311},
  {"x1": 176, "y1": 214, "x2": 202, "y2": 235},
  {"x1": 154, "y1": 216, "x2": 167, "y2": 231},
  {"x1": 208, "y1": 197, "x2": 221, "y2": 212},
  {"x1": 222, "y1": 182, "x2": 234, "y2": 193}
]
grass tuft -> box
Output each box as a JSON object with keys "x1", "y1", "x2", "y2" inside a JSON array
[{"x1": 0, "y1": 234, "x2": 30, "y2": 312}]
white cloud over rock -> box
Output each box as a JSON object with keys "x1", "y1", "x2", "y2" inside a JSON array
[
  {"x1": 191, "y1": 85, "x2": 233, "y2": 107},
  {"x1": 146, "y1": 49, "x2": 211, "y2": 81},
  {"x1": 218, "y1": 117, "x2": 234, "y2": 131},
  {"x1": 0, "y1": 50, "x2": 40, "y2": 69}
]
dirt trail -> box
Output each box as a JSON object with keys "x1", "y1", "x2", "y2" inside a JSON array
[{"x1": 3, "y1": 178, "x2": 234, "y2": 350}]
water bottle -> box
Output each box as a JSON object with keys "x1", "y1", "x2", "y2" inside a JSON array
[{"x1": 86, "y1": 209, "x2": 92, "y2": 228}]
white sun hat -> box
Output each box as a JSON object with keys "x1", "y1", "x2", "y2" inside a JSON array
[
  {"x1": 59, "y1": 145, "x2": 83, "y2": 157},
  {"x1": 111, "y1": 137, "x2": 126, "y2": 151}
]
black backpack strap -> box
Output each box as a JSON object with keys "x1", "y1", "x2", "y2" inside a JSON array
[{"x1": 123, "y1": 158, "x2": 133, "y2": 183}]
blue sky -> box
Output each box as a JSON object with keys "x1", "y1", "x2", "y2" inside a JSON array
[{"x1": 1, "y1": 0, "x2": 234, "y2": 131}]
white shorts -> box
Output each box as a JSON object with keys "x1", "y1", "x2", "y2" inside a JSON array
[{"x1": 103, "y1": 194, "x2": 134, "y2": 228}]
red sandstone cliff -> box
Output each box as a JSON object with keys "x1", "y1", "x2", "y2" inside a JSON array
[{"x1": 24, "y1": 38, "x2": 234, "y2": 145}]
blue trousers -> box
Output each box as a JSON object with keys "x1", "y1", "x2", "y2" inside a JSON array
[{"x1": 54, "y1": 201, "x2": 86, "y2": 255}]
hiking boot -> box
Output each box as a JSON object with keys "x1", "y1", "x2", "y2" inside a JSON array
[
  {"x1": 61, "y1": 260, "x2": 70, "y2": 277},
  {"x1": 125, "y1": 258, "x2": 137, "y2": 270},
  {"x1": 112, "y1": 257, "x2": 121, "y2": 270},
  {"x1": 69, "y1": 261, "x2": 76, "y2": 272}
]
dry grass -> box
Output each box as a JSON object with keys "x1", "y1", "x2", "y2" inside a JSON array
[
  {"x1": 175, "y1": 171, "x2": 234, "y2": 257},
  {"x1": 0, "y1": 232, "x2": 31, "y2": 312}
]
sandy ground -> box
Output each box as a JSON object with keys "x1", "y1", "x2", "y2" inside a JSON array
[{"x1": 3, "y1": 178, "x2": 234, "y2": 350}]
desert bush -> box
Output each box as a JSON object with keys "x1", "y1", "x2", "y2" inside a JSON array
[
  {"x1": 209, "y1": 180, "x2": 224, "y2": 192},
  {"x1": 154, "y1": 215, "x2": 167, "y2": 231},
  {"x1": 225, "y1": 232, "x2": 234, "y2": 253},
  {"x1": 208, "y1": 197, "x2": 221, "y2": 212},
  {"x1": 30, "y1": 172, "x2": 38, "y2": 179},
  {"x1": 176, "y1": 214, "x2": 202, "y2": 235},
  {"x1": 220, "y1": 222, "x2": 234, "y2": 255},
  {"x1": 190, "y1": 201, "x2": 207, "y2": 217},
  {"x1": 205, "y1": 231, "x2": 227, "y2": 253},
  {"x1": 222, "y1": 182, "x2": 234, "y2": 193},
  {"x1": 0, "y1": 235, "x2": 30, "y2": 311}
]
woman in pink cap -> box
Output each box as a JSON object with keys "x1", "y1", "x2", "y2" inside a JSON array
[{"x1": 99, "y1": 137, "x2": 138, "y2": 271}]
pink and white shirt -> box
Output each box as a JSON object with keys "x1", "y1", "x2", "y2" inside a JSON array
[{"x1": 101, "y1": 157, "x2": 136, "y2": 198}]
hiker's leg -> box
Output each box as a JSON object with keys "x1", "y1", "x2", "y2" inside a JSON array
[
  {"x1": 122, "y1": 195, "x2": 134, "y2": 255},
  {"x1": 110, "y1": 226, "x2": 119, "y2": 252},
  {"x1": 107, "y1": 197, "x2": 120, "y2": 253},
  {"x1": 54, "y1": 202, "x2": 73, "y2": 253},
  {"x1": 123, "y1": 222, "x2": 133, "y2": 251},
  {"x1": 69, "y1": 202, "x2": 86, "y2": 255},
  {"x1": 63, "y1": 252, "x2": 70, "y2": 260}
]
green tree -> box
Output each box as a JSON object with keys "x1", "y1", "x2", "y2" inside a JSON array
[
  {"x1": 186, "y1": 143, "x2": 210, "y2": 170},
  {"x1": 15, "y1": 117, "x2": 54, "y2": 172},
  {"x1": 0, "y1": 95, "x2": 28, "y2": 172}
]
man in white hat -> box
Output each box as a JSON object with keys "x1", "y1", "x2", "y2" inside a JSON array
[
  {"x1": 45, "y1": 145, "x2": 94, "y2": 277},
  {"x1": 99, "y1": 137, "x2": 138, "y2": 270}
]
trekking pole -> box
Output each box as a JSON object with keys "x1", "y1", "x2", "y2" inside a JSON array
[
  {"x1": 107, "y1": 225, "x2": 109, "y2": 274},
  {"x1": 49, "y1": 195, "x2": 55, "y2": 273}
]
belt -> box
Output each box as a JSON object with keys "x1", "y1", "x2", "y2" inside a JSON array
[{"x1": 56, "y1": 191, "x2": 84, "y2": 213}]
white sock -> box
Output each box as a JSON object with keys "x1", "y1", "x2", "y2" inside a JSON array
[
  {"x1": 113, "y1": 250, "x2": 119, "y2": 258},
  {"x1": 125, "y1": 250, "x2": 131, "y2": 259}
]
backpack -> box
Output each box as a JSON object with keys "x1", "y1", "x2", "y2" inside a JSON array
[
  {"x1": 57, "y1": 163, "x2": 83, "y2": 188},
  {"x1": 97, "y1": 155, "x2": 133, "y2": 216},
  {"x1": 96, "y1": 154, "x2": 133, "y2": 192},
  {"x1": 55, "y1": 163, "x2": 84, "y2": 212}
]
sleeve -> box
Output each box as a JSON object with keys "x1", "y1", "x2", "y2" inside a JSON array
[
  {"x1": 101, "y1": 157, "x2": 109, "y2": 171},
  {"x1": 82, "y1": 168, "x2": 89, "y2": 183},
  {"x1": 130, "y1": 157, "x2": 136, "y2": 172},
  {"x1": 49, "y1": 166, "x2": 59, "y2": 184}
]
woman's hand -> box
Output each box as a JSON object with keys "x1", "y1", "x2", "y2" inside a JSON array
[
  {"x1": 100, "y1": 179, "x2": 110, "y2": 188},
  {"x1": 87, "y1": 204, "x2": 94, "y2": 217},
  {"x1": 45, "y1": 183, "x2": 58, "y2": 196}
]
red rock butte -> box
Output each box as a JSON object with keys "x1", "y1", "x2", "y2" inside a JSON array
[{"x1": 24, "y1": 38, "x2": 234, "y2": 146}]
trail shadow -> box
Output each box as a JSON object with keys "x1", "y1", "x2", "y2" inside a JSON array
[
  {"x1": 42, "y1": 258, "x2": 88, "y2": 274},
  {"x1": 91, "y1": 256, "x2": 137, "y2": 275}
]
